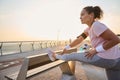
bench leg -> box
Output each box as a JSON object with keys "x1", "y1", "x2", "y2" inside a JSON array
[
  {"x1": 59, "y1": 61, "x2": 76, "y2": 80},
  {"x1": 17, "y1": 58, "x2": 29, "y2": 80},
  {"x1": 58, "y1": 48, "x2": 77, "y2": 80},
  {"x1": 106, "y1": 69, "x2": 120, "y2": 80}
]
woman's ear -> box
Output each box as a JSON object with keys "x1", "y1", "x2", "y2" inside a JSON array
[
  {"x1": 89, "y1": 12, "x2": 94, "y2": 17},
  {"x1": 90, "y1": 12, "x2": 94, "y2": 18}
]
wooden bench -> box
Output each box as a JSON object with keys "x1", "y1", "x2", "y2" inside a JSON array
[{"x1": 5, "y1": 48, "x2": 77, "y2": 80}]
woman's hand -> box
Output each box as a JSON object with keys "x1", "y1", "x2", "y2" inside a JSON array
[
  {"x1": 61, "y1": 48, "x2": 68, "y2": 54},
  {"x1": 85, "y1": 48, "x2": 97, "y2": 59},
  {"x1": 61, "y1": 45, "x2": 71, "y2": 54}
]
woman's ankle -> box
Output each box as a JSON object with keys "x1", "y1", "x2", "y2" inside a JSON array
[{"x1": 52, "y1": 53, "x2": 56, "y2": 59}]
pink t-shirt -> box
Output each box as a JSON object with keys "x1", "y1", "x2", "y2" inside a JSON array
[{"x1": 85, "y1": 21, "x2": 120, "y2": 59}]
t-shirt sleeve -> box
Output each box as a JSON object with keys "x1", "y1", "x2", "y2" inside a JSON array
[
  {"x1": 93, "y1": 22, "x2": 108, "y2": 37},
  {"x1": 84, "y1": 27, "x2": 89, "y2": 33}
]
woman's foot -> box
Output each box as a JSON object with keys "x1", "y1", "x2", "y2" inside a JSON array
[{"x1": 47, "y1": 48, "x2": 56, "y2": 61}]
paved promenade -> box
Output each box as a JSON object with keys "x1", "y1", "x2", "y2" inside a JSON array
[
  {"x1": 0, "y1": 62, "x2": 88, "y2": 80},
  {"x1": 29, "y1": 62, "x2": 88, "y2": 80}
]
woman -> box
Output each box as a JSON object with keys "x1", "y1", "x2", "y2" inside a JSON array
[{"x1": 48, "y1": 6, "x2": 120, "y2": 80}]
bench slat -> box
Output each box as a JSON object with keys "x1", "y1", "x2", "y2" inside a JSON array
[{"x1": 27, "y1": 60, "x2": 65, "y2": 78}]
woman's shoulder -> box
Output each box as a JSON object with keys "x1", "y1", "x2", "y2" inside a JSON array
[
  {"x1": 92, "y1": 21, "x2": 107, "y2": 29},
  {"x1": 93, "y1": 21, "x2": 102, "y2": 26},
  {"x1": 91, "y1": 21, "x2": 108, "y2": 36}
]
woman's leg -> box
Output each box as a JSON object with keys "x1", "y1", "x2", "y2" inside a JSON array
[
  {"x1": 55, "y1": 52, "x2": 100, "y2": 64},
  {"x1": 105, "y1": 58, "x2": 120, "y2": 80},
  {"x1": 55, "y1": 52, "x2": 117, "y2": 69},
  {"x1": 55, "y1": 52, "x2": 120, "y2": 80},
  {"x1": 106, "y1": 69, "x2": 120, "y2": 80},
  {"x1": 47, "y1": 49, "x2": 118, "y2": 69}
]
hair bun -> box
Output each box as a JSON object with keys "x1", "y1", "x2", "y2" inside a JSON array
[{"x1": 93, "y1": 6, "x2": 103, "y2": 19}]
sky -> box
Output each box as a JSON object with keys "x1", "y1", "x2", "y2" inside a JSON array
[{"x1": 0, "y1": 0, "x2": 120, "y2": 41}]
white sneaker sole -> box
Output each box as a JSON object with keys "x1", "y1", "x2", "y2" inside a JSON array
[{"x1": 47, "y1": 48, "x2": 56, "y2": 61}]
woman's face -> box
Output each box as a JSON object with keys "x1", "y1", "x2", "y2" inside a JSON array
[{"x1": 80, "y1": 9, "x2": 92, "y2": 24}]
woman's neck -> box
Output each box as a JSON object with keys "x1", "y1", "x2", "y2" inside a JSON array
[{"x1": 87, "y1": 20, "x2": 95, "y2": 27}]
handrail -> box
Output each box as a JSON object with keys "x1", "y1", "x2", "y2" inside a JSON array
[{"x1": 0, "y1": 40, "x2": 67, "y2": 43}]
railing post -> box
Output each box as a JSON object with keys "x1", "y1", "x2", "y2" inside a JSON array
[
  {"x1": 53, "y1": 41, "x2": 54, "y2": 47},
  {"x1": 44, "y1": 42, "x2": 46, "y2": 48},
  {"x1": 19, "y1": 42, "x2": 22, "y2": 53},
  {"x1": 59, "y1": 41, "x2": 61, "y2": 47},
  {"x1": 32, "y1": 42, "x2": 34, "y2": 51},
  {"x1": 39, "y1": 42, "x2": 42, "y2": 49},
  {"x1": 46, "y1": 41, "x2": 48, "y2": 48},
  {"x1": 0, "y1": 42, "x2": 3, "y2": 56},
  {"x1": 55, "y1": 41, "x2": 57, "y2": 46},
  {"x1": 47, "y1": 41, "x2": 50, "y2": 48},
  {"x1": 65, "y1": 41, "x2": 67, "y2": 46},
  {"x1": 50, "y1": 41, "x2": 52, "y2": 47}
]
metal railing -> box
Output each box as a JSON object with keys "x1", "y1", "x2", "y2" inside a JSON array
[{"x1": 0, "y1": 40, "x2": 69, "y2": 56}]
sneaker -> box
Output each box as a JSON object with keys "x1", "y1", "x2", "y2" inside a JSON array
[{"x1": 47, "y1": 48, "x2": 56, "y2": 61}]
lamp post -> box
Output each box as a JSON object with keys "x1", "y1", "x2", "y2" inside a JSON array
[{"x1": 57, "y1": 29, "x2": 60, "y2": 46}]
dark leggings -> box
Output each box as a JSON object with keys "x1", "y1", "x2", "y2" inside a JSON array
[{"x1": 106, "y1": 58, "x2": 120, "y2": 80}]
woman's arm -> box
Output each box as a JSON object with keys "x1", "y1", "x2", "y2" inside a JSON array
[
  {"x1": 69, "y1": 32, "x2": 88, "y2": 47},
  {"x1": 101, "y1": 29, "x2": 120, "y2": 50},
  {"x1": 62, "y1": 32, "x2": 88, "y2": 54},
  {"x1": 85, "y1": 29, "x2": 120, "y2": 59}
]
